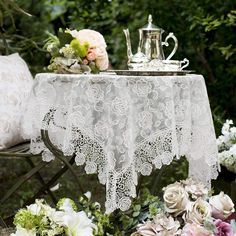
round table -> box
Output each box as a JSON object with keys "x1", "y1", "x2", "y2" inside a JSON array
[{"x1": 22, "y1": 73, "x2": 219, "y2": 213}]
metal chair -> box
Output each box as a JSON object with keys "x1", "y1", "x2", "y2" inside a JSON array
[{"x1": 0, "y1": 134, "x2": 83, "y2": 225}]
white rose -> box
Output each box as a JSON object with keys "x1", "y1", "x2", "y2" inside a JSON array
[
  {"x1": 185, "y1": 198, "x2": 212, "y2": 224},
  {"x1": 209, "y1": 192, "x2": 235, "y2": 219},
  {"x1": 163, "y1": 182, "x2": 189, "y2": 216}
]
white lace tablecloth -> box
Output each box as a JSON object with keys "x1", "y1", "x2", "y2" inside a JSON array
[{"x1": 22, "y1": 73, "x2": 219, "y2": 213}]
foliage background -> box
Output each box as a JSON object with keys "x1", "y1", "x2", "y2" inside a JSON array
[
  {"x1": 1, "y1": 0, "x2": 236, "y2": 129},
  {"x1": 0, "y1": 0, "x2": 236, "y2": 226}
]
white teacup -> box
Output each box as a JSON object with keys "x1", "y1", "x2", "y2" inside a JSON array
[{"x1": 162, "y1": 58, "x2": 189, "y2": 71}]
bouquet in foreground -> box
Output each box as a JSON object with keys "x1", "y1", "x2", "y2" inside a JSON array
[
  {"x1": 129, "y1": 178, "x2": 236, "y2": 236},
  {"x1": 10, "y1": 193, "x2": 112, "y2": 236},
  {"x1": 217, "y1": 119, "x2": 236, "y2": 173},
  {"x1": 10, "y1": 178, "x2": 236, "y2": 235},
  {"x1": 44, "y1": 28, "x2": 109, "y2": 74}
]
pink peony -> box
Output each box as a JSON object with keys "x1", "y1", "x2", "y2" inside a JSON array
[
  {"x1": 214, "y1": 219, "x2": 234, "y2": 236},
  {"x1": 181, "y1": 223, "x2": 214, "y2": 236},
  {"x1": 87, "y1": 48, "x2": 96, "y2": 61},
  {"x1": 70, "y1": 29, "x2": 107, "y2": 48},
  {"x1": 82, "y1": 59, "x2": 89, "y2": 65}
]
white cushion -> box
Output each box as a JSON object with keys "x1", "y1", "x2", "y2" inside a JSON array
[{"x1": 0, "y1": 53, "x2": 33, "y2": 150}]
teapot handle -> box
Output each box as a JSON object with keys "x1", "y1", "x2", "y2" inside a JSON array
[
  {"x1": 162, "y1": 32, "x2": 178, "y2": 60},
  {"x1": 180, "y1": 58, "x2": 189, "y2": 70}
]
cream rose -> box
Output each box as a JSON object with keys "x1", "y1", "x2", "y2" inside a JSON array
[
  {"x1": 163, "y1": 182, "x2": 189, "y2": 216},
  {"x1": 185, "y1": 198, "x2": 212, "y2": 225},
  {"x1": 209, "y1": 192, "x2": 235, "y2": 219}
]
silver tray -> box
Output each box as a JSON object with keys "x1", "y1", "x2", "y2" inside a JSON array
[{"x1": 106, "y1": 70, "x2": 193, "y2": 76}]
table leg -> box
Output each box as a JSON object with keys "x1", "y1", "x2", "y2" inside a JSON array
[
  {"x1": 40, "y1": 129, "x2": 84, "y2": 193},
  {"x1": 24, "y1": 156, "x2": 76, "y2": 206}
]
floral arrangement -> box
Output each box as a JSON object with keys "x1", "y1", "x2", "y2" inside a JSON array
[
  {"x1": 44, "y1": 28, "x2": 109, "y2": 74},
  {"x1": 10, "y1": 193, "x2": 112, "y2": 236},
  {"x1": 217, "y1": 119, "x2": 236, "y2": 173},
  {"x1": 130, "y1": 178, "x2": 236, "y2": 236},
  {"x1": 10, "y1": 179, "x2": 236, "y2": 236}
]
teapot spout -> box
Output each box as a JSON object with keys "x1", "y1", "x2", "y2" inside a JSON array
[{"x1": 123, "y1": 28, "x2": 133, "y2": 62}]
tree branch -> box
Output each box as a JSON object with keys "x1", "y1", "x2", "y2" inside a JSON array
[{"x1": 196, "y1": 48, "x2": 215, "y2": 82}]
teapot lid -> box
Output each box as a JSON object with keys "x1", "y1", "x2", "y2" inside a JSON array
[{"x1": 140, "y1": 14, "x2": 163, "y2": 32}]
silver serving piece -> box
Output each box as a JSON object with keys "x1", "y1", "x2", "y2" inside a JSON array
[{"x1": 123, "y1": 14, "x2": 188, "y2": 71}]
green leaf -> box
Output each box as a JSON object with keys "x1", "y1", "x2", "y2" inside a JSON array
[
  {"x1": 132, "y1": 211, "x2": 140, "y2": 217},
  {"x1": 89, "y1": 61, "x2": 100, "y2": 74},
  {"x1": 58, "y1": 28, "x2": 73, "y2": 47},
  {"x1": 133, "y1": 205, "x2": 141, "y2": 212},
  {"x1": 203, "y1": 220, "x2": 216, "y2": 233},
  {"x1": 70, "y1": 38, "x2": 88, "y2": 58}
]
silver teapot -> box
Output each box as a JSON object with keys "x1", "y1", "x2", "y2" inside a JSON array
[{"x1": 123, "y1": 15, "x2": 179, "y2": 70}]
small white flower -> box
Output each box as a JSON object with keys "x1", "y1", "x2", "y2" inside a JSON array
[
  {"x1": 217, "y1": 120, "x2": 236, "y2": 173},
  {"x1": 47, "y1": 44, "x2": 54, "y2": 52},
  {"x1": 58, "y1": 198, "x2": 76, "y2": 213},
  {"x1": 84, "y1": 191, "x2": 92, "y2": 200},
  {"x1": 42, "y1": 150, "x2": 55, "y2": 162},
  {"x1": 10, "y1": 227, "x2": 36, "y2": 236},
  {"x1": 222, "y1": 120, "x2": 233, "y2": 135},
  {"x1": 229, "y1": 144, "x2": 236, "y2": 155},
  {"x1": 50, "y1": 183, "x2": 60, "y2": 192},
  {"x1": 27, "y1": 203, "x2": 41, "y2": 215}
]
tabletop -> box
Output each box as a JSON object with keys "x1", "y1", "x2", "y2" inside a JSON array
[{"x1": 22, "y1": 73, "x2": 219, "y2": 213}]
